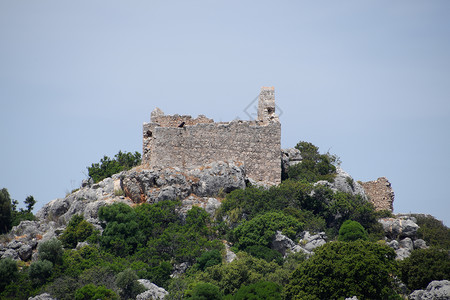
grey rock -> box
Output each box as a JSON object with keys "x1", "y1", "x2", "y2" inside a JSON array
[
  {"x1": 409, "y1": 280, "x2": 450, "y2": 300},
  {"x1": 7, "y1": 240, "x2": 22, "y2": 249},
  {"x1": 400, "y1": 237, "x2": 414, "y2": 252},
  {"x1": 171, "y1": 262, "x2": 189, "y2": 278},
  {"x1": 379, "y1": 216, "x2": 419, "y2": 239},
  {"x1": 271, "y1": 231, "x2": 296, "y2": 256},
  {"x1": 225, "y1": 243, "x2": 237, "y2": 263},
  {"x1": 414, "y1": 239, "x2": 428, "y2": 249},
  {"x1": 387, "y1": 240, "x2": 400, "y2": 250},
  {"x1": 137, "y1": 279, "x2": 169, "y2": 300},
  {"x1": 28, "y1": 293, "x2": 56, "y2": 300},
  {"x1": 345, "y1": 297, "x2": 359, "y2": 300},
  {"x1": 300, "y1": 231, "x2": 327, "y2": 252},
  {"x1": 2, "y1": 248, "x2": 18, "y2": 260},
  {"x1": 76, "y1": 241, "x2": 89, "y2": 250},
  {"x1": 281, "y1": 148, "x2": 302, "y2": 174},
  {"x1": 205, "y1": 198, "x2": 221, "y2": 216},
  {"x1": 395, "y1": 248, "x2": 411, "y2": 260},
  {"x1": 314, "y1": 167, "x2": 367, "y2": 199},
  {"x1": 18, "y1": 244, "x2": 33, "y2": 261}
]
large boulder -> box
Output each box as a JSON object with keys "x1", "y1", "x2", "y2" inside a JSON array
[
  {"x1": 121, "y1": 161, "x2": 245, "y2": 204},
  {"x1": 379, "y1": 216, "x2": 419, "y2": 239},
  {"x1": 271, "y1": 231, "x2": 297, "y2": 257},
  {"x1": 409, "y1": 280, "x2": 450, "y2": 300},
  {"x1": 28, "y1": 293, "x2": 56, "y2": 300},
  {"x1": 314, "y1": 167, "x2": 366, "y2": 199},
  {"x1": 136, "y1": 280, "x2": 168, "y2": 300}
]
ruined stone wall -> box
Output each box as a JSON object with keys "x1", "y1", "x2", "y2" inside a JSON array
[
  {"x1": 361, "y1": 177, "x2": 395, "y2": 212},
  {"x1": 143, "y1": 120, "x2": 281, "y2": 185}
]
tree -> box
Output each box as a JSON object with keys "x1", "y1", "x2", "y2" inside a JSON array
[
  {"x1": 195, "y1": 250, "x2": 222, "y2": 271},
  {"x1": 115, "y1": 268, "x2": 145, "y2": 300},
  {"x1": 28, "y1": 259, "x2": 53, "y2": 286},
  {"x1": 400, "y1": 247, "x2": 450, "y2": 291},
  {"x1": 232, "y1": 211, "x2": 302, "y2": 250},
  {"x1": 74, "y1": 284, "x2": 119, "y2": 300},
  {"x1": 284, "y1": 240, "x2": 399, "y2": 300},
  {"x1": 234, "y1": 281, "x2": 282, "y2": 300},
  {"x1": 60, "y1": 215, "x2": 95, "y2": 248},
  {"x1": 186, "y1": 282, "x2": 223, "y2": 300},
  {"x1": 338, "y1": 220, "x2": 368, "y2": 242},
  {"x1": 24, "y1": 195, "x2": 36, "y2": 212},
  {"x1": 0, "y1": 188, "x2": 12, "y2": 233},
  {"x1": 87, "y1": 151, "x2": 141, "y2": 183},
  {"x1": 413, "y1": 214, "x2": 450, "y2": 249},
  {"x1": 38, "y1": 238, "x2": 64, "y2": 265},
  {"x1": 0, "y1": 258, "x2": 18, "y2": 290}
]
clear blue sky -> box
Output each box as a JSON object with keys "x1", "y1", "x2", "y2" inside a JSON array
[{"x1": 1, "y1": 1, "x2": 449, "y2": 225}]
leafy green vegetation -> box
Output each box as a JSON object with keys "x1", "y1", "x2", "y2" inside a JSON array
[
  {"x1": 412, "y1": 214, "x2": 450, "y2": 249},
  {"x1": 338, "y1": 219, "x2": 368, "y2": 242},
  {"x1": 87, "y1": 151, "x2": 141, "y2": 183},
  {"x1": 400, "y1": 247, "x2": 450, "y2": 291},
  {"x1": 284, "y1": 240, "x2": 399, "y2": 299},
  {"x1": 284, "y1": 141, "x2": 337, "y2": 183},
  {"x1": 0, "y1": 188, "x2": 36, "y2": 233},
  {"x1": 2, "y1": 141, "x2": 446, "y2": 299}
]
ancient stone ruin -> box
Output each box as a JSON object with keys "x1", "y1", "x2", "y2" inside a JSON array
[
  {"x1": 142, "y1": 87, "x2": 281, "y2": 185},
  {"x1": 361, "y1": 177, "x2": 395, "y2": 211}
]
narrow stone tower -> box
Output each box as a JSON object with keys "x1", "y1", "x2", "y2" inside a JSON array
[{"x1": 258, "y1": 86, "x2": 278, "y2": 123}]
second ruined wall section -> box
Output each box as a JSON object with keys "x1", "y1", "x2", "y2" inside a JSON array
[{"x1": 143, "y1": 120, "x2": 281, "y2": 185}]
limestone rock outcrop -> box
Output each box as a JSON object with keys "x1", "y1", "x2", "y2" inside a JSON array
[
  {"x1": 136, "y1": 279, "x2": 168, "y2": 300},
  {"x1": 315, "y1": 167, "x2": 367, "y2": 199},
  {"x1": 120, "y1": 161, "x2": 246, "y2": 204},
  {"x1": 409, "y1": 280, "x2": 450, "y2": 300},
  {"x1": 270, "y1": 230, "x2": 327, "y2": 257}
]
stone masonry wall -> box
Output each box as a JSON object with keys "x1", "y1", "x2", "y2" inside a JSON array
[
  {"x1": 142, "y1": 87, "x2": 281, "y2": 185},
  {"x1": 361, "y1": 177, "x2": 395, "y2": 212}
]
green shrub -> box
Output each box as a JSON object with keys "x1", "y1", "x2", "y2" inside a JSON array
[
  {"x1": 38, "y1": 238, "x2": 64, "y2": 265},
  {"x1": 186, "y1": 282, "x2": 223, "y2": 299},
  {"x1": 29, "y1": 259, "x2": 53, "y2": 286},
  {"x1": 413, "y1": 214, "x2": 450, "y2": 249},
  {"x1": 285, "y1": 141, "x2": 337, "y2": 183},
  {"x1": 198, "y1": 252, "x2": 280, "y2": 295},
  {"x1": 74, "y1": 284, "x2": 119, "y2": 300},
  {"x1": 284, "y1": 240, "x2": 399, "y2": 300},
  {"x1": 87, "y1": 151, "x2": 141, "y2": 183},
  {"x1": 196, "y1": 250, "x2": 222, "y2": 271},
  {"x1": 232, "y1": 212, "x2": 302, "y2": 250},
  {"x1": 99, "y1": 203, "x2": 145, "y2": 257},
  {"x1": 244, "y1": 245, "x2": 283, "y2": 265},
  {"x1": 400, "y1": 247, "x2": 450, "y2": 291},
  {"x1": 338, "y1": 220, "x2": 368, "y2": 242},
  {"x1": 0, "y1": 258, "x2": 18, "y2": 290},
  {"x1": 115, "y1": 268, "x2": 145, "y2": 300},
  {"x1": 60, "y1": 215, "x2": 95, "y2": 248},
  {"x1": 234, "y1": 281, "x2": 282, "y2": 300}
]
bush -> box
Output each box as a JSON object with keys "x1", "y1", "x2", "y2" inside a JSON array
[
  {"x1": 60, "y1": 215, "x2": 95, "y2": 248},
  {"x1": 196, "y1": 250, "x2": 222, "y2": 271},
  {"x1": 29, "y1": 259, "x2": 53, "y2": 286},
  {"x1": 99, "y1": 203, "x2": 145, "y2": 256},
  {"x1": 413, "y1": 214, "x2": 450, "y2": 249},
  {"x1": 74, "y1": 284, "x2": 119, "y2": 300},
  {"x1": 0, "y1": 258, "x2": 18, "y2": 290},
  {"x1": 87, "y1": 151, "x2": 141, "y2": 183},
  {"x1": 285, "y1": 141, "x2": 337, "y2": 183},
  {"x1": 400, "y1": 247, "x2": 450, "y2": 291},
  {"x1": 338, "y1": 220, "x2": 368, "y2": 242},
  {"x1": 234, "y1": 281, "x2": 282, "y2": 300},
  {"x1": 187, "y1": 282, "x2": 223, "y2": 299},
  {"x1": 232, "y1": 212, "x2": 302, "y2": 250},
  {"x1": 284, "y1": 240, "x2": 399, "y2": 299},
  {"x1": 115, "y1": 268, "x2": 145, "y2": 300},
  {"x1": 244, "y1": 245, "x2": 283, "y2": 265},
  {"x1": 38, "y1": 238, "x2": 64, "y2": 265}
]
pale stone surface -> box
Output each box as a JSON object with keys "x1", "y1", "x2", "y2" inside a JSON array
[
  {"x1": 361, "y1": 177, "x2": 395, "y2": 212},
  {"x1": 136, "y1": 279, "x2": 168, "y2": 300},
  {"x1": 409, "y1": 280, "x2": 450, "y2": 300},
  {"x1": 314, "y1": 167, "x2": 366, "y2": 198},
  {"x1": 379, "y1": 216, "x2": 419, "y2": 239},
  {"x1": 28, "y1": 293, "x2": 56, "y2": 300}
]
